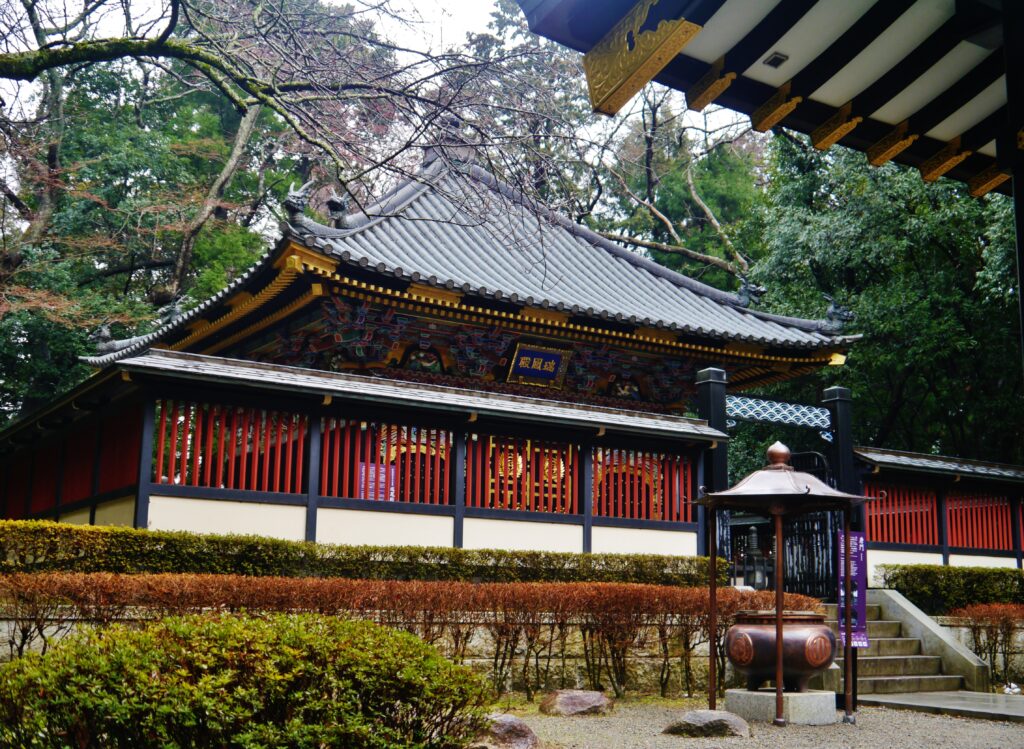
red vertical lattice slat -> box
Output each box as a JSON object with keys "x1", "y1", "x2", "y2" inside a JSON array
[{"x1": 155, "y1": 401, "x2": 168, "y2": 483}]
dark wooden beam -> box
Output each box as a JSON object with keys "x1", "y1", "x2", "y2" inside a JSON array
[
  {"x1": 796, "y1": 0, "x2": 919, "y2": 98},
  {"x1": 920, "y1": 106, "x2": 1005, "y2": 182},
  {"x1": 686, "y1": 0, "x2": 817, "y2": 111},
  {"x1": 868, "y1": 49, "x2": 1004, "y2": 165},
  {"x1": 753, "y1": 0, "x2": 918, "y2": 132}
]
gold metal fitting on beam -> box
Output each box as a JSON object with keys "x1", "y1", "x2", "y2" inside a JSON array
[
  {"x1": 751, "y1": 82, "x2": 802, "y2": 132},
  {"x1": 811, "y1": 102, "x2": 863, "y2": 151},
  {"x1": 866, "y1": 120, "x2": 917, "y2": 166},
  {"x1": 919, "y1": 137, "x2": 971, "y2": 182},
  {"x1": 686, "y1": 57, "x2": 735, "y2": 112},
  {"x1": 583, "y1": 0, "x2": 701, "y2": 116},
  {"x1": 968, "y1": 163, "x2": 1011, "y2": 197}
]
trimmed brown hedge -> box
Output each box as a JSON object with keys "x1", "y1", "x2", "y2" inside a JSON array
[
  {"x1": 0, "y1": 573, "x2": 820, "y2": 698},
  {"x1": 0, "y1": 520, "x2": 726, "y2": 585},
  {"x1": 876, "y1": 564, "x2": 1024, "y2": 614},
  {"x1": 948, "y1": 603, "x2": 1024, "y2": 683}
]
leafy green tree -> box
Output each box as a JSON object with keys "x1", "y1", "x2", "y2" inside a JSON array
[{"x1": 750, "y1": 133, "x2": 1022, "y2": 463}]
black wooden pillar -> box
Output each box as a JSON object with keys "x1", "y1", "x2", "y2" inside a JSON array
[
  {"x1": 1003, "y1": 3, "x2": 1024, "y2": 377},
  {"x1": 822, "y1": 385, "x2": 859, "y2": 711},
  {"x1": 133, "y1": 398, "x2": 156, "y2": 530},
  {"x1": 937, "y1": 486, "x2": 951, "y2": 565},
  {"x1": 822, "y1": 387, "x2": 859, "y2": 499},
  {"x1": 304, "y1": 413, "x2": 322, "y2": 543},
  {"x1": 581, "y1": 443, "x2": 594, "y2": 553},
  {"x1": 452, "y1": 432, "x2": 467, "y2": 548},
  {"x1": 1011, "y1": 495, "x2": 1023, "y2": 570},
  {"x1": 696, "y1": 368, "x2": 728, "y2": 556}
]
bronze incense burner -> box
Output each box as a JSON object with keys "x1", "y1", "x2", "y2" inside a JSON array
[{"x1": 726, "y1": 610, "x2": 836, "y2": 692}]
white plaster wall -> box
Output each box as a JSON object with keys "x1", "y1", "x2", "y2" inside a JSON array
[
  {"x1": 948, "y1": 554, "x2": 1019, "y2": 569},
  {"x1": 867, "y1": 549, "x2": 943, "y2": 585},
  {"x1": 147, "y1": 496, "x2": 306, "y2": 541},
  {"x1": 462, "y1": 517, "x2": 582, "y2": 553},
  {"x1": 317, "y1": 508, "x2": 453, "y2": 547},
  {"x1": 58, "y1": 507, "x2": 91, "y2": 525},
  {"x1": 93, "y1": 496, "x2": 135, "y2": 527},
  {"x1": 591, "y1": 526, "x2": 697, "y2": 556}
]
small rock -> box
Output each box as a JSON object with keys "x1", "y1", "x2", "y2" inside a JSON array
[
  {"x1": 539, "y1": 689, "x2": 614, "y2": 716},
  {"x1": 663, "y1": 709, "x2": 750, "y2": 738},
  {"x1": 469, "y1": 713, "x2": 541, "y2": 749}
]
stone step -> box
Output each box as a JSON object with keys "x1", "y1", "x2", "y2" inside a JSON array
[
  {"x1": 856, "y1": 675, "x2": 963, "y2": 694},
  {"x1": 837, "y1": 655, "x2": 941, "y2": 677},
  {"x1": 859, "y1": 637, "x2": 921, "y2": 657},
  {"x1": 827, "y1": 619, "x2": 902, "y2": 638},
  {"x1": 823, "y1": 603, "x2": 882, "y2": 621}
]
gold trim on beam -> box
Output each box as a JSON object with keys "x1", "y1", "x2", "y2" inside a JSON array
[
  {"x1": 828, "y1": 352, "x2": 847, "y2": 366},
  {"x1": 1018, "y1": 128, "x2": 1024, "y2": 149},
  {"x1": 750, "y1": 82, "x2": 802, "y2": 133},
  {"x1": 171, "y1": 249, "x2": 316, "y2": 351},
  {"x1": 332, "y1": 272, "x2": 838, "y2": 367},
  {"x1": 583, "y1": 0, "x2": 702, "y2": 116},
  {"x1": 520, "y1": 306, "x2": 570, "y2": 325},
  {"x1": 634, "y1": 326, "x2": 677, "y2": 344},
  {"x1": 201, "y1": 284, "x2": 326, "y2": 355},
  {"x1": 686, "y1": 56, "x2": 735, "y2": 112},
  {"x1": 811, "y1": 102, "x2": 863, "y2": 151},
  {"x1": 407, "y1": 282, "x2": 463, "y2": 307},
  {"x1": 277, "y1": 242, "x2": 339, "y2": 275},
  {"x1": 867, "y1": 120, "x2": 918, "y2": 166},
  {"x1": 968, "y1": 163, "x2": 1011, "y2": 197},
  {"x1": 919, "y1": 136, "x2": 971, "y2": 182}
]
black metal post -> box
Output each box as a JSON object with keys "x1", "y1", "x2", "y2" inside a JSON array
[
  {"x1": 773, "y1": 510, "x2": 785, "y2": 727},
  {"x1": 581, "y1": 443, "x2": 594, "y2": 553},
  {"x1": 453, "y1": 432, "x2": 467, "y2": 548},
  {"x1": 708, "y1": 504, "x2": 717, "y2": 710},
  {"x1": 304, "y1": 414, "x2": 322, "y2": 543},
  {"x1": 843, "y1": 507, "x2": 855, "y2": 724},
  {"x1": 696, "y1": 368, "x2": 728, "y2": 557},
  {"x1": 133, "y1": 399, "x2": 156, "y2": 530}
]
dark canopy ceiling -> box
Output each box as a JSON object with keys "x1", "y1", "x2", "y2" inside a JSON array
[{"x1": 516, "y1": 0, "x2": 1020, "y2": 197}]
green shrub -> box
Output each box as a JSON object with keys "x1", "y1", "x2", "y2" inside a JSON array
[
  {"x1": 0, "y1": 613, "x2": 488, "y2": 748},
  {"x1": 876, "y1": 564, "x2": 1024, "y2": 614},
  {"x1": 0, "y1": 520, "x2": 726, "y2": 585}
]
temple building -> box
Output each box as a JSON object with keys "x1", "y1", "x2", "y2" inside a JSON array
[
  {"x1": 0, "y1": 148, "x2": 1019, "y2": 580},
  {"x1": 0, "y1": 146, "x2": 851, "y2": 556}
]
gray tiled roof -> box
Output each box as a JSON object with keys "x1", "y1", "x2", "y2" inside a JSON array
[
  {"x1": 118, "y1": 350, "x2": 727, "y2": 442},
  {"x1": 292, "y1": 160, "x2": 852, "y2": 350},
  {"x1": 855, "y1": 447, "x2": 1024, "y2": 484},
  {"x1": 82, "y1": 249, "x2": 277, "y2": 367},
  {"x1": 83, "y1": 159, "x2": 851, "y2": 368}
]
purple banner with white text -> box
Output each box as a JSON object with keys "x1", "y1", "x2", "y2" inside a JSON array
[{"x1": 837, "y1": 530, "x2": 869, "y2": 648}]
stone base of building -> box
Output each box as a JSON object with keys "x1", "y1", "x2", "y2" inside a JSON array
[{"x1": 724, "y1": 688, "x2": 838, "y2": 725}]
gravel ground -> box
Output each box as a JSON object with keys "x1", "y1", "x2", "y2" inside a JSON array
[{"x1": 516, "y1": 703, "x2": 1024, "y2": 749}]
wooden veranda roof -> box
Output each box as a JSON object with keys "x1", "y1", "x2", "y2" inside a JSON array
[
  {"x1": 514, "y1": 0, "x2": 1020, "y2": 196},
  {"x1": 514, "y1": 0, "x2": 1024, "y2": 368}
]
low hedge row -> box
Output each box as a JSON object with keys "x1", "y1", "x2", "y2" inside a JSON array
[
  {"x1": 0, "y1": 614, "x2": 488, "y2": 749},
  {"x1": 0, "y1": 520, "x2": 726, "y2": 585},
  {"x1": 876, "y1": 564, "x2": 1024, "y2": 614},
  {"x1": 949, "y1": 603, "x2": 1024, "y2": 683},
  {"x1": 0, "y1": 573, "x2": 820, "y2": 699}
]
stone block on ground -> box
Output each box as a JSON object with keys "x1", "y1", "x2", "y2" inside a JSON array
[
  {"x1": 724, "y1": 688, "x2": 838, "y2": 725},
  {"x1": 470, "y1": 713, "x2": 542, "y2": 749},
  {"x1": 663, "y1": 709, "x2": 750, "y2": 737},
  {"x1": 539, "y1": 689, "x2": 614, "y2": 716}
]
